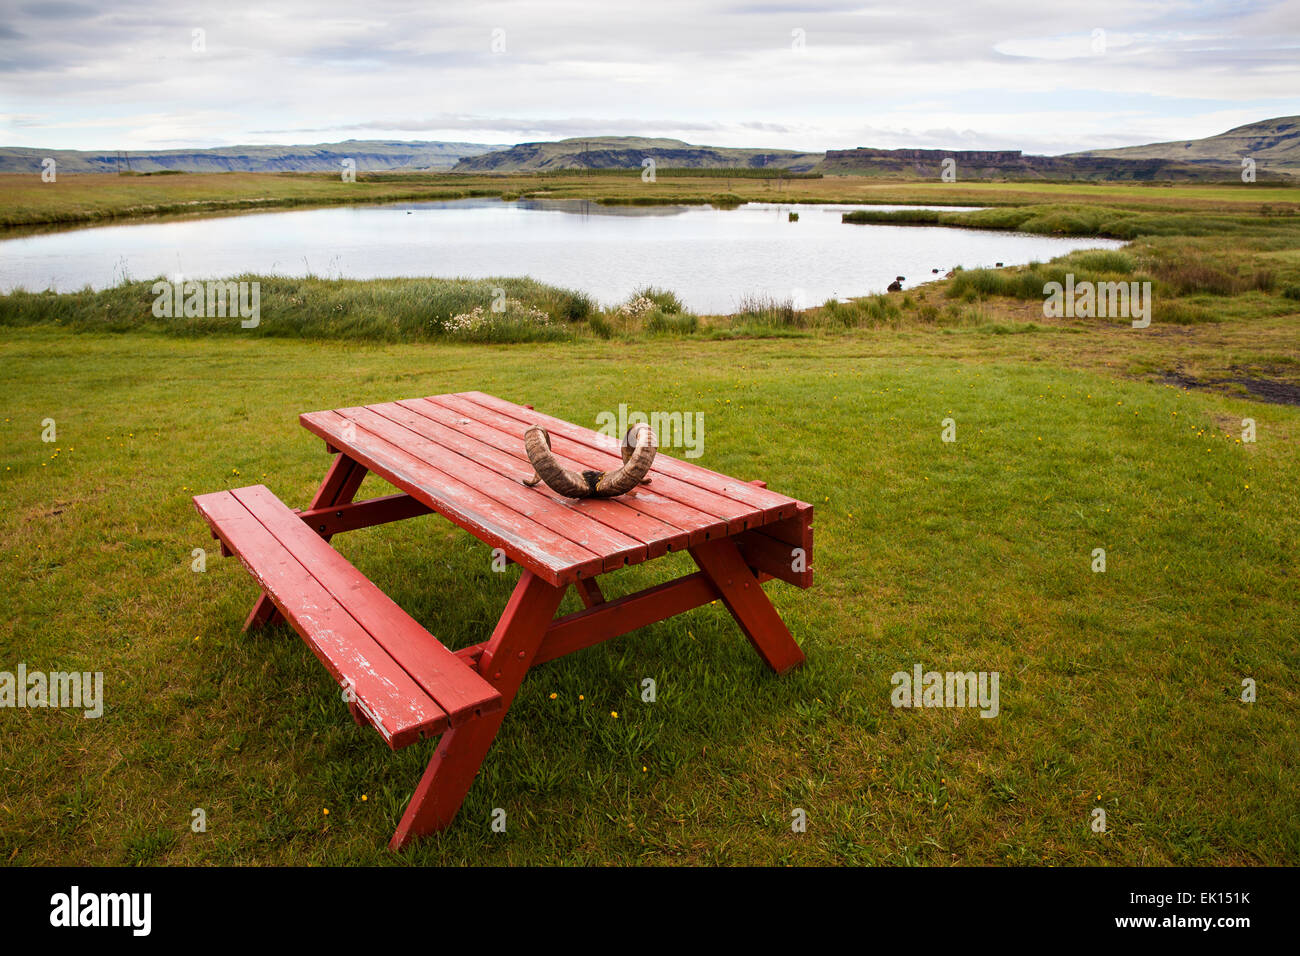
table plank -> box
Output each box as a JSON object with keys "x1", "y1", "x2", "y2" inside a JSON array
[
  {"x1": 298, "y1": 392, "x2": 811, "y2": 584},
  {"x1": 403, "y1": 396, "x2": 724, "y2": 546},
  {"x1": 194, "y1": 488, "x2": 451, "y2": 746},
  {"x1": 425, "y1": 394, "x2": 763, "y2": 535},
  {"x1": 343, "y1": 405, "x2": 646, "y2": 572},
  {"x1": 400, "y1": 398, "x2": 722, "y2": 546},
  {"x1": 300, "y1": 409, "x2": 603, "y2": 584},
  {"x1": 231, "y1": 484, "x2": 501, "y2": 726},
  {"x1": 457, "y1": 390, "x2": 803, "y2": 521},
  {"x1": 368, "y1": 401, "x2": 685, "y2": 557}
]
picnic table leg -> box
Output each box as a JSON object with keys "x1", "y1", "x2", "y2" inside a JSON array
[
  {"x1": 244, "y1": 453, "x2": 369, "y2": 631},
  {"x1": 574, "y1": 576, "x2": 606, "y2": 608},
  {"x1": 689, "y1": 537, "x2": 806, "y2": 675},
  {"x1": 389, "y1": 569, "x2": 565, "y2": 850}
]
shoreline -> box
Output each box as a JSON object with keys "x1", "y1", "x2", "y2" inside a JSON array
[{"x1": 4, "y1": 171, "x2": 1295, "y2": 235}]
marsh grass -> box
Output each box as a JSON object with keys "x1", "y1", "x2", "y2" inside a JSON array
[
  {"x1": 940, "y1": 241, "x2": 1285, "y2": 330},
  {"x1": 0, "y1": 276, "x2": 590, "y2": 344},
  {"x1": 842, "y1": 202, "x2": 1300, "y2": 241},
  {"x1": 1148, "y1": 262, "x2": 1275, "y2": 296},
  {"x1": 815, "y1": 294, "x2": 902, "y2": 329},
  {"x1": 0, "y1": 171, "x2": 507, "y2": 229},
  {"x1": 734, "y1": 293, "x2": 799, "y2": 329},
  {"x1": 599, "y1": 288, "x2": 699, "y2": 338},
  {"x1": 632, "y1": 286, "x2": 685, "y2": 315},
  {"x1": 645, "y1": 311, "x2": 699, "y2": 335},
  {"x1": 3, "y1": 228, "x2": 1296, "y2": 346}
]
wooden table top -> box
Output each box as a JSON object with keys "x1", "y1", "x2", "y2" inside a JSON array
[{"x1": 299, "y1": 391, "x2": 808, "y2": 586}]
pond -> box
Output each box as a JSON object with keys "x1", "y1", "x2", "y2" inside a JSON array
[{"x1": 0, "y1": 198, "x2": 1125, "y2": 313}]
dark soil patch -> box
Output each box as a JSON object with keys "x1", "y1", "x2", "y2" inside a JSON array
[
  {"x1": 1160, "y1": 369, "x2": 1300, "y2": 407},
  {"x1": 1228, "y1": 376, "x2": 1300, "y2": 406}
]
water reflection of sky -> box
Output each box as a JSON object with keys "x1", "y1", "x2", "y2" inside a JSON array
[{"x1": 0, "y1": 198, "x2": 1124, "y2": 313}]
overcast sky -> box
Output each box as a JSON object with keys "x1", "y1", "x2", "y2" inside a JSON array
[{"x1": 3, "y1": 0, "x2": 1299, "y2": 155}]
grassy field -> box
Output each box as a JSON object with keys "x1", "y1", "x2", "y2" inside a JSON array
[
  {"x1": 0, "y1": 174, "x2": 1298, "y2": 865},
  {"x1": 0, "y1": 171, "x2": 510, "y2": 230},
  {"x1": 1, "y1": 321, "x2": 1297, "y2": 865},
  {"x1": 4, "y1": 168, "x2": 1298, "y2": 231}
]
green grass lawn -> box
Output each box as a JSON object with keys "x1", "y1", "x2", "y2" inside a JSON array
[{"x1": 1, "y1": 325, "x2": 1296, "y2": 865}]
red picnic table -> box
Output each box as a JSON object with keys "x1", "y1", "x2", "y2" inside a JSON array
[{"x1": 193, "y1": 391, "x2": 813, "y2": 849}]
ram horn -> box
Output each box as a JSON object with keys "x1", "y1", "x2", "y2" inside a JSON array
[
  {"x1": 597, "y1": 423, "x2": 657, "y2": 496},
  {"x1": 619, "y1": 424, "x2": 653, "y2": 485},
  {"x1": 522, "y1": 426, "x2": 594, "y2": 497},
  {"x1": 521, "y1": 423, "x2": 657, "y2": 498}
]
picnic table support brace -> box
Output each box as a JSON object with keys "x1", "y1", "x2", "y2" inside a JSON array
[
  {"x1": 574, "y1": 577, "x2": 606, "y2": 608},
  {"x1": 389, "y1": 569, "x2": 566, "y2": 851},
  {"x1": 245, "y1": 453, "x2": 368, "y2": 632},
  {"x1": 689, "y1": 537, "x2": 806, "y2": 675}
]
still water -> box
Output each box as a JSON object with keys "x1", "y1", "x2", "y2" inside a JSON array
[{"x1": 0, "y1": 198, "x2": 1124, "y2": 313}]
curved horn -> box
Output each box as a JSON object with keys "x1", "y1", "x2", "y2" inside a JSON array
[
  {"x1": 523, "y1": 425, "x2": 599, "y2": 498},
  {"x1": 620, "y1": 423, "x2": 653, "y2": 484},
  {"x1": 594, "y1": 423, "x2": 657, "y2": 497}
]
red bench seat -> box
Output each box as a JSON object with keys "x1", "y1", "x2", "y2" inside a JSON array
[{"x1": 193, "y1": 484, "x2": 501, "y2": 749}]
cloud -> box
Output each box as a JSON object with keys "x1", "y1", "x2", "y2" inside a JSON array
[
  {"x1": 18, "y1": 1, "x2": 98, "y2": 18},
  {"x1": 1, "y1": 0, "x2": 1297, "y2": 153}
]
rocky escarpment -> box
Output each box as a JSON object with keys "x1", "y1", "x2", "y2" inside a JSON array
[
  {"x1": 0, "y1": 140, "x2": 505, "y2": 174},
  {"x1": 819, "y1": 146, "x2": 1290, "y2": 181}
]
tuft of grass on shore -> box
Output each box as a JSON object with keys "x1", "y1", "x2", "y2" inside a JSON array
[
  {"x1": 841, "y1": 202, "x2": 1300, "y2": 240},
  {"x1": 0, "y1": 276, "x2": 596, "y2": 344}
]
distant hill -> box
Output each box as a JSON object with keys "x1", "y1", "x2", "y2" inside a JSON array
[
  {"x1": 450, "y1": 136, "x2": 823, "y2": 173},
  {"x1": 458, "y1": 133, "x2": 1290, "y2": 182},
  {"x1": 0, "y1": 140, "x2": 506, "y2": 174},
  {"x1": 1069, "y1": 116, "x2": 1300, "y2": 174},
  {"x1": 7, "y1": 119, "x2": 1297, "y2": 181},
  {"x1": 818, "y1": 146, "x2": 1290, "y2": 182}
]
